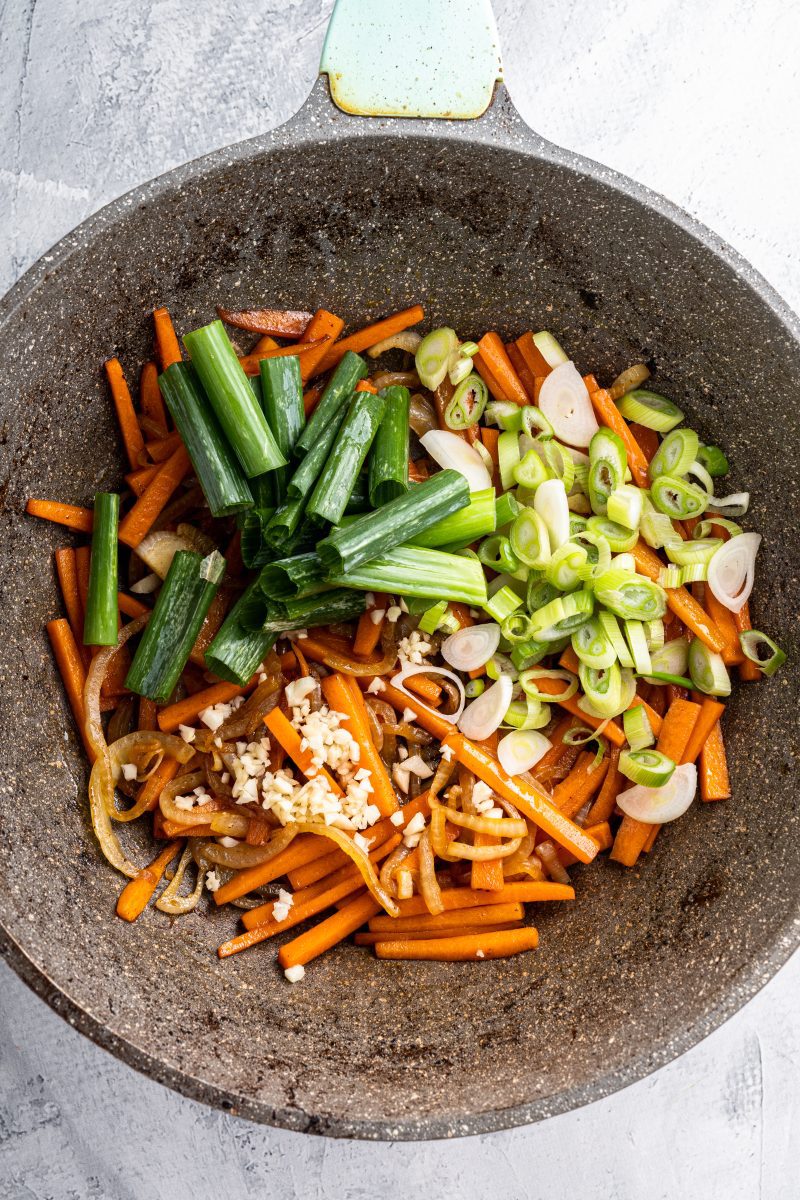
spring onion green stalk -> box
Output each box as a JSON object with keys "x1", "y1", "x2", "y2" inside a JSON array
[
  {"x1": 697, "y1": 444, "x2": 730, "y2": 477},
  {"x1": 327, "y1": 543, "x2": 487, "y2": 606},
  {"x1": 415, "y1": 327, "x2": 458, "y2": 391},
  {"x1": 649, "y1": 428, "x2": 700, "y2": 480},
  {"x1": 623, "y1": 705, "x2": 655, "y2": 751},
  {"x1": 641, "y1": 671, "x2": 695, "y2": 688},
  {"x1": 498, "y1": 430, "x2": 522, "y2": 490},
  {"x1": 593, "y1": 569, "x2": 667, "y2": 621},
  {"x1": 253, "y1": 553, "x2": 325, "y2": 602},
  {"x1": 259, "y1": 355, "x2": 305, "y2": 503},
  {"x1": 495, "y1": 491, "x2": 521, "y2": 530},
  {"x1": 205, "y1": 583, "x2": 276, "y2": 685},
  {"x1": 650, "y1": 475, "x2": 708, "y2": 520},
  {"x1": 445, "y1": 372, "x2": 488, "y2": 429},
  {"x1": 739, "y1": 630, "x2": 786, "y2": 676},
  {"x1": 607, "y1": 484, "x2": 642, "y2": 531},
  {"x1": 159, "y1": 363, "x2": 254, "y2": 517},
  {"x1": 484, "y1": 585, "x2": 523, "y2": 625},
  {"x1": 465, "y1": 678, "x2": 486, "y2": 698},
  {"x1": 520, "y1": 667, "x2": 578, "y2": 703},
  {"x1": 368, "y1": 386, "x2": 410, "y2": 507},
  {"x1": 619, "y1": 748, "x2": 675, "y2": 787},
  {"x1": 125, "y1": 551, "x2": 225, "y2": 702},
  {"x1": 598, "y1": 610, "x2": 635, "y2": 668},
  {"x1": 478, "y1": 535, "x2": 523, "y2": 575},
  {"x1": 688, "y1": 637, "x2": 732, "y2": 696},
  {"x1": 588, "y1": 428, "x2": 627, "y2": 516},
  {"x1": 344, "y1": 469, "x2": 371, "y2": 515},
  {"x1": 572, "y1": 615, "x2": 616, "y2": 669},
  {"x1": 513, "y1": 449, "x2": 550, "y2": 490},
  {"x1": 239, "y1": 507, "x2": 277, "y2": 569},
  {"x1": 578, "y1": 661, "x2": 623, "y2": 718},
  {"x1": 546, "y1": 542, "x2": 588, "y2": 591},
  {"x1": 503, "y1": 697, "x2": 552, "y2": 730},
  {"x1": 510, "y1": 507, "x2": 551, "y2": 569},
  {"x1": 83, "y1": 492, "x2": 119, "y2": 645},
  {"x1": 265, "y1": 494, "x2": 307, "y2": 547},
  {"x1": 306, "y1": 390, "x2": 386, "y2": 525},
  {"x1": 318, "y1": 470, "x2": 469, "y2": 575},
  {"x1": 623, "y1": 620, "x2": 652, "y2": 673},
  {"x1": 411, "y1": 487, "x2": 496, "y2": 549},
  {"x1": 617, "y1": 390, "x2": 684, "y2": 432},
  {"x1": 585, "y1": 515, "x2": 639, "y2": 552},
  {"x1": 295, "y1": 351, "x2": 367, "y2": 454},
  {"x1": 182, "y1": 320, "x2": 286, "y2": 479},
  {"x1": 485, "y1": 400, "x2": 523, "y2": 431},
  {"x1": 529, "y1": 589, "x2": 594, "y2": 641},
  {"x1": 264, "y1": 588, "x2": 366, "y2": 632}
]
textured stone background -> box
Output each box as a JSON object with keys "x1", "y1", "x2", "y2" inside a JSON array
[{"x1": 1, "y1": 1, "x2": 798, "y2": 1196}]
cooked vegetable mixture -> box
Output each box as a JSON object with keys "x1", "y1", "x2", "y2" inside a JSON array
[{"x1": 28, "y1": 303, "x2": 785, "y2": 981}]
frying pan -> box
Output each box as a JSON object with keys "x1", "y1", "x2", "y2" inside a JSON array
[{"x1": 0, "y1": 0, "x2": 798, "y2": 1141}]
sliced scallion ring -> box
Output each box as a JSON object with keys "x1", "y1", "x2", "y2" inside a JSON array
[
  {"x1": 532, "y1": 330, "x2": 569, "y2": 367},
  {"x1": 607, "y1": 484, "x2": 643, "y2": 530},
  {"x1": 645, "y1": 618, "x2": 665, "y2": 649},
  {"x1": 573, "y1": 529, "x2": 612, "y2": 582},
  {"x1": 705, "y1": 491, "x2": 750, "y2": 518},
  {"x1": 617, "y1": 389, "x2": 684, "y2": 432},
  {"x1": 679, "y1": 563, "x2": 707, "y2": 584},
  {"x1": 529, "y1": 588, "x2": 594, "y2": 641},
  {"x1": 696, "y1": 444, "x2": 730, "y2": 477},
  {"x1": 485, "y1": 401, "x2": 523, "y2": 431},
  {"x1": 658, "y1": 565, "x2": 683, "y2": 589},
  {"x1": 497, "y1": 430, "x2": 522, "y2": 491},
  {"x1": 586, "y1": 515, "x2": 639, "y2": 552},
  {"x1": 593, "y1": 569, "x2": 667, "y2": 621},
  {"x1": 623, "y1": 705, "x2": 655, "y2": 751},
  {"x1": 501, "y1": 699, "x2": 552, "y2": 733},
  {"x1": 688, "y1": 637, "x2": 732, "y2": 696},
  {"x1": 519, "y1": 667, "x2": 578, "y2": 703},
  {"x1": 666, "y1": 538, "x2": 723, "y2": 567},
  {"x1": 693, "y1": 517, "x2": 742, "y2": 539},
  {"x1": 640, "y1": 494, "x2": 683, "y2": 550},
  {"x1": 619, "y1": 748, "x2": 676, "y2": 788},
  {"x1": 578, "y1": 661, "x2": 623, "y2": 719},
  {"x1": 686, "y1": 459, "x2": 715, "y2": 497},
  {"x1": 598, "y1": 610, "x2": 635, "y2": 668},
  {"x1": 588, "y1": 427, "x2": 627, "y2": 515},
  {"x1": 623, "y1": 620, "x2": 652, "y2": 674},
  {"x1": 513, "y1": 448, "x2": 550, "y2": 490},
  {"x1": 465, "y1": 678, "x2": 485, "y2": 698},
  {"x1": 478, "y1": 534, "x2": 522, "y2": 575},
  {"x1": 649, "y1": 428, "x2": 700, "y2": 480},
  {"x1": 415, "y1": 327, "x2": 458, "y2": 390},
  {"x1": 546, "y1": 542, "x2": 588, "y2": 591},
  {"x1": 501, "y1": 610, "x2": 537, "y2": 644},
  {"x1": 444, "y1": 372, "x2": 488, "y2": 430},
  {"x1": 498, "y1": 728, "x2": 552, "y2": 773},
  {"x1": 509, "y1": 507, "x2": 551, "y2": 569},
  {"x1": 571, "y1": 615, "x2": 617, "y2": 669},
  {"x1": 739, "y1": 630, "x2": 786, "y2": 677},
  {"x1": 650, "y1": 474, "x2": 708, "y2": 520},
  {"x1": 483, "y1": 585, "x2": 523, "y2": 625},
  {"x1": 521, "y1": 407, "x2": 554, "y2": 439},
  {"x1": 644, "y1": 638, "x2": 690, "y2": 683}
]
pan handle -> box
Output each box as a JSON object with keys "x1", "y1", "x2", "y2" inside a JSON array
[{"x1": 319, "y1": 0, "x2": 502, "y2": 119}]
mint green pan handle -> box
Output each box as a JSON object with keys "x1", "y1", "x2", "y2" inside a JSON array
[{"x1": 320, "y1": 0, "x2": 503, "y2": 119}]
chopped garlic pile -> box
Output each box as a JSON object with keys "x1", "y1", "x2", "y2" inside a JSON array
[
  {"x1": 198, "y1": 694, "x2": 245, "y2": 732},
  {"x1": 397, "y1": 629, "x2": 432, "y2": 666}
]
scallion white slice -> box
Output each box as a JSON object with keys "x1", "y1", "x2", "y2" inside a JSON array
[
  {"x1": 619, "y1": 748, "x2": 676, "y2": 788},
  {"x1": 688, "y1": 638, "x2": 732, "y2": 696}
]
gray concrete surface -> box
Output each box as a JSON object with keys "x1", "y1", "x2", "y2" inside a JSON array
[{"x1": 1, "y1": 0, "x2": 798, "y2": 1196}]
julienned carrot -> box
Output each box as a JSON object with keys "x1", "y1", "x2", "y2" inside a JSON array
[
  {"x1": 443, "y1": 733, "x2": 599, "y2": 864},
  {"x1": 118, "y1": 591, "x2": 150, "y2": 619},
  {"x1": 610, "y1": 698, "x2": 702, "y2": 866},
  {"x1": 238, "y1": 337, "x2": 327, "y2": 377},
  {"x1": 551, "y1": 752, "x2": 609, "y2": 820},
  {"x1": 299, "y1": 310, "x2": 345, "y2": 382},
  {"x1": 405, "y1": 674, "x2": 443, "y2": 706},
  {"x1": 213, "y1": 835, "x2": 333, "y2": 906},
  {"x1": 125, "y1": 464, "x2": 161, "y2": 496},
  {"x1": 153, "y1": 307, "x2": 182, "y2": 369},
  {"x1": 116, "y1": 840, "x2": 183, "y2": 921},
  {"x1": 139, "y1": 361, "x2": 169, "y2": 436},
  {"x1": 314, "y1": 305, "x2": 425, "y2": 375},
  {"x1": 138, "y1": 697, "x2": 158, "y2": 731},
  {"x1": 704, "y1": 588, "x2": 744, "y2": 665},
  {"x1": 585, "y1": 746, "x2": 622, "y2": 825},
  {"x1": 352, "y1": 591, "x2": 388, "y2": 657},
  {"x1": 118, "y1": 444, "x2": 192, "y2": 548},
  {"x1": 321, "y1": 673, "x2": 399, "y2": 815},
  {"x1": 557, "y1": 820, "x2": 614, "y2": 867},
  {"x1": 734, "y1": 601, "x2": 762, "y2": 681},
  {"x1": 505, "y1": 342, "x2": 537, "y2": 401},
  {"x1": 472, "y1": 349, "x2": 513, "y2": 403},
  {"x1": 369, "y1": 901, "x2": 525, "y2": 934},
  {"x1": 218, "y1": 874, "x2": 363, "y2": 957},
  {"x1": 135, "y1": 756, "x2": 180, "y2": 814},
  {"x1": 699, "y1": 721, "x2": 731, "y2": 801},
  {"x1": 476, "y1": 333, "x2": 529, "y2": 406},
  {"x1": 373, "y1": 680, "x2": 454, "y2": 741},
  {"x1": 515, "y1": 331, "x2": 553, "y2": 379},
  {"x1": 480, "y1": 426, "x2": 501, "y2": 481},
  {"x1": 532, "y1": 676, "x2": 627, "y2": 746},
  {"x1": 357, "y1": 924, "x2": 521, "y2": 945},
  {"x1": 157, "y1": 680, "x2": 246, "y2": 732},
  {"x1": 104, "y1": 358, "x2": 146, "y2": 471},
  {"x1": 629, "y1": 422, "x2": 660, "y2": 462},
  {"x1": 588, "y1": 385, "x2": 650, "y2": 488},
  {"x1": 642, "y1": 824, "x2": 660, "y2": 853},
  {"x1": 374, "y1": 927, "x2": 539, "y2": 961},
  {"x1": 54, "y1": 548, "x2": 83, "y2": 645},
  {"x1": 46, "y1": 619, "x2": 94, "y2": 760},
  {"x1": 101, "y1": 645, "x2": 131, "y2": 698},
  {"x1": 263, "y1": 707, "x2": 343, "y2": 796},
  {"x1": 278, "y1": 892, "x2": 381, "y2": 970},
  {"x1": 303, "y1": 386, "x2": 322, "y2": 415},
  {"x1": 632, "y1": 540, "x2": 726, "y2": 653},
  {"x1": 216, "y1": 306, "x2": 313, "y2": 339},
  {"x1": 681, "y1": 698, "x2": 726, "y2": 765},
  {"x1": 270, "y1": 834, "x2": 401, "y2": 910},
  {"x1": 144, "y1": 430, "x2": 183, "y2": 462},
  {"x1": 355, "y1": 379, "x2": 379, "y2": 394},
  {"x1": 27, "y1": 499, "x2": 93, "y2": 533}
]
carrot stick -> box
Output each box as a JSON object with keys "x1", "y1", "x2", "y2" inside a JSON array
[
  {"x1": 443, "y1": 734, "x2": 600, "y2": 864},
  {"x1": 610, "y1": 698, "x2": 702, "y2": 866},
  {"x1": 116, "y1": 840, "x2": 183, "y2": 921},
  {"x1": 135, "y1": 756, "x2": 180, "y2": 813},
  {"x1": 144, "y1": 430, "x2": 183, "y2": 463},
  {"x1": 302, "y1": 386, "x2": 322, "y2": 415},
  {"x1": 629, "y1": 422, "x2": 659, "y2": 462},
  {"x1": 125, "y1": 464, "x2": 161, "y2": 496},
  {"x1": 404, "y1": 674, "x2": 443, "y2": 706},
  {"x1": 355, "y1": 379, "x2": 379, "y2": 394},
  {"x1": 153, "y1": 307, "x2": 182, "y2": 369},
  {"x1": 480, "y1": 427, "x2": 501, "y2": 483},
  {"x1": 381, "y1": 882, "x2": 574, "y2": 924},
  {"x1": 270, "y1": 833, "x2": 401, "y2": 911},
  {"x1": 157, "y1": 681, "x2": 246, "y2": 732},
  {"x1": 556, "y1": 820, "x2": 614, "y2": 867},
  {"x1": 476, "y1": 333, "x2": 529, "y2": 406},
  {"x1": 587, "y1": 385, "x2": 650, "y2": 488},
  {"x1": 46, "y1": 619, "x2": 94, "y2": 760},
  {"x1": 632, "y1": 540, "x2": 726, "y2": 652},
  {"x1": 352, "y1": 591, "x2": 388, "y2": 657},
  {"x1": 314, "y1": 305, "x2": 425, "y2": 375},
  {"x1": 26, "y1": 499, "x2": 93, "y2": 533},
  {"x1": 374, "y1": 927, "x2": 539, "y2": 961},
  {"x1": 238, "y1": 338, "x2": 327, "y2": 377},
  {"x1": 373, "y1": 680, "x2": 454, "y2": 741},
  {"x1": 585, "y1": 747, "x2": 622, "y2": 825},
  {"x1": 278, "y1": 892, "x2": 381, "y2": 970},
  {"x1": 703, "y1": 589, "x2": 744, "y2": 665},
  {"x1": 505, "y1": 342, "x2": 537, "y2": 401},
  {"x1": 681, "y1": 698, "x2": 726, "y2": 765},
  {"x1": 138, "y1": 697, "x2": 158, "y2": 731},
  {"x1": 139, "y1": 361, "x2": 169, "y2": 436},
  {"x1": 734, "y1": 601, "x2": 762, "y2": 681},
  {"x1": 101, "y1": 645, "x2": 131, "y2": 698},
  {"x1": 104, "y1": 358, "x2": 146, "y2": 471},
  {"x1": 298, "y1": 310, "x2": 345, "y2": 382},
  {"x1": 551, "y1": 752, "x2": 609, "y2": 820},
  {"x1": 54, "y1": 548, "x2": 84, "y2": 646},
  {"x1": 320, "y1": 673, "x2": 399, "y2": 815},
  {"x1": 263, "y1": 707, "x2": 343, "y2": 795},
  {"x1": 357, "y1": 924, "x2": 521, "y2": 945},
  {"x1": 515, "y1": 332, "x2": 553, "y2": 378},
  {"x1": 118, "y1": 591, "x2": 150, "y2": 619},
  {"x1": 700, "y1": 721, "x2": 731, "y2": 801},
  {"x1": 73, "y1": 548, "x2": 91, "y2": 623},
  {"x1": 118, "y1": 445, "x2": 192, "y2": 548},
  {"x1": 472, "y1": 349, "x2": 513, "y2": 402},
  {"x1": 369, "y1": 901, "x2": 525, "y2": 935},
  {"x1": 216, "y1": 306, "x2": 313, "y2": 338},
  {"x1": 213, "y1": 835, "x2": 333, "y2": 906},
  {"x1": 218, "y1": 874, "x2": 364, "y2": 957}
]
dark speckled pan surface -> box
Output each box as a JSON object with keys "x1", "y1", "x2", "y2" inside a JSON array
[{"x1": 0, "y1": 81, "x2": 798, "y2": 1140}]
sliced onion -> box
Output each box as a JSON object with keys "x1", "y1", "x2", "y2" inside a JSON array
[
  {"x1": 135, "y1": 530, "x2": 194, "y2": 578},
  {"x1": 534, "y1": 478, "x2": 570, "y2": 549},
  {"x1": 420, "y1": 429, "x2": 493, "y2": 492},
  {"x1": 441, "y1": 623, "x2": 500, "y2": 672},
  {"x1": 130, "y1": 572, "x2": 161, "y2": 594},
  {"x1": 498, "y1": 729, "x2": 552, "y2": 776},
  {"x1": 458, "y1": 674, "x2": 514, "y2": 741},
  {"x1": 390, "y1": 664, "x2": 466, "y2": 725},
  {"x1": 617, "y1": 763, "x2": 698, "y2": 824},
  {"x1": 707, "y1": 532, "x2": 761, "y2": 613},
  {"x1": 538, "y1": 362, "x2": 599, "y2": 448}
]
